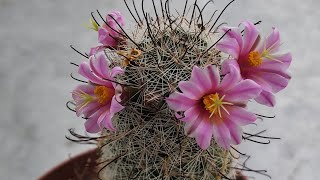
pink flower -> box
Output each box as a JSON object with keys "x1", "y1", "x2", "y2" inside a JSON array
[
  {"x1": 102, "y1": 11, "x2": 125, "y2": 37},
  {"x1": 98, "y1": 28, "x2": 119, "y2": 47},
  {"x1": 166, "y1": 65, "x2": 261, "y2": 149},
  {"x1": 98, "y1": 10, "x2": 125, "y2": 48},
  {"x1": 72, "y1": 54, "x2": 124, "y2": 133},
  {"x1": 217, "y1": 21, "x2": 292, "y2": 107},
  {"x1": 89, "y1": 11, "x2": 126, "y2": 56}
]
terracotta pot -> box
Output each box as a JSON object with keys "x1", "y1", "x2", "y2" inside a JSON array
[
  {"x1": 38, "y1": 148, "x2": 99, "y2": 180},
  {"x1": 39, "y1": 148, "x2": 247, "y2": 180}
]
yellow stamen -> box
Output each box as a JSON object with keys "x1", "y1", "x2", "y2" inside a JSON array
[
  {"x1": 203, "y1": 93, "x2": 233, "y2": 118},
  {"x1": 261, "y1": 40, "x2": 283, "y2": 63},
  {"x1": 248, "y1": 51, "x2": 263, "y2": 67},
  {"x1": 72, "y1": 90, "x2": 94, "y2": 110},
  {"x1": 94, "y1": 86, "x2": 112, "y2": 104}
]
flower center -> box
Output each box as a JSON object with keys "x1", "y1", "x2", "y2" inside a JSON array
[
  {"x1": 94, "y1": 86, "x2": 112, "y2": 104},
  {"x1": 248, "y1": 51, "x2": 263, "y2": 67},
  {"x1": 203, "y1": 93, "x2": 233, "y2": 118}
]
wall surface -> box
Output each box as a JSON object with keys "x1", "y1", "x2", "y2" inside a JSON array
[{"x1": 0, "y1": 0, "x2": 318, "y2": 179}]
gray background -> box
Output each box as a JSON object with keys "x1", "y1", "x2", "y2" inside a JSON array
[{"x1": 0, "y1": 0, "x2": 318, "y2": 179}]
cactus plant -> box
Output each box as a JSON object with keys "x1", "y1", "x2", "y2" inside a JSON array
[{"x1": 67, "y1": 0, "x2": 292, "y2": 179}]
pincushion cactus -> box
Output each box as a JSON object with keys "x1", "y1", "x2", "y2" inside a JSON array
[{"x1": 67, "y1": 0, "x2": 292, "y2": 179}]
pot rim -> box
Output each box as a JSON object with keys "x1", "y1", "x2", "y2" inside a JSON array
[{"x1": 38, "y1": 148, "x2": 98, "y2": 180}]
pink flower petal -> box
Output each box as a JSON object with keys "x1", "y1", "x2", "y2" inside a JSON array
[
  {"x1": 72, "y1": 84, "x2": 95, "y2": 101},
  {"x1": 216, "y1": 38, "x2": 240, "y2": 59},
  {"x1": 227, "y1": 106, "x2": 257, "y2": 126},
  {"x1": 266, "y1": 27, "x2": 280, "y2": 50},
  {"x1": 166, "y1": 92, "x2": 197, "y2": 111},
  {"x1": 110, "y1": 66, "x2": 124, "y2": 78},
  {"x1": 219, "y1": 63, "x2": 241, "y2": 90},
  {"x1": 190, "y1": 65, "x2": 219, "y2": 93},
  {"x1": 181, "y1": 105, "x2": 202, "y2": 122},
  {"x1": 257, "y1": 27, "x2": 280, "y2": 53},
  {"x1": 221, "y1": 59, "x2": 240, "y2": 75},
  {"x1": 84, "y1": 107, "x2": 106, "y2": 133},
  {"x1": 76, "y1": 102, "x2": 101, "y2": 117},
  {"x1": 184, "y1": 113, "x2": 204, "y2": 138},
  {"x1": 108, "y1": 11, "x2": 125, "y2": 26},
  {"x1": 195, "y1": 117, "x2": 213, "y2": 149},
  {"x1": 109, "y1": 66, "x2": 124, "y2": 89},
  {"x1": 212, "y1": 119, "x2": 231, "y2": 149},
  {"x1": 254, "y1": 90, "x2": 276, "y2": 107},
  {"x1": 106, "y1": 11, "x2": 125, "y2": 37},
  {"x1": 256, "y1": 68, "x2": 291, "y2": 82},
  {"x1": 98, "y1": 27, "x2": 118, "y2": 47},
  {"x1": 114, "y1": 84, "x2": 123, "y2": 102},
  {"x1": 106, "y1": 21, "x2": 119, "y2": 37},
  {"x1": 110, "y1": 96, "x2": 124, "y2": 114},
  {"x1": 78, "y1": 62, "x2": 112, "y2": 87},
  {"x1": 246, "y1": 73, "x2": 273, "y2": 92},
  {"x1": 222, "y1": 26, "x2": 243, "y2": 48},
  {"x1": 224, "y1": 118, "x2": 242, "y2": 145},
  {"x1": 262, "y1": 53, "x2": 292, "y2": 70},
  {"x1": 178, "y1": 81, "x2": 205, "y2": 100},
  {"x1": 98, "y1": 110, "x2": 116, "y2": 131},
  {"x1": 204, "y1": 65, "x2": 220, "y2": 91},
  {"x1": 84, "y1": 116, "x2": 101, "y2": 133},
  {"x1": 241, "y1": 21, "x2": 260, "y2": 56},
  {"x1": 89, "y1": 46, "x2": 105, "y2": 56},
  {"x1": 224, "y1": 79, "x2": 261, "y2": 103},
  {"x1": 72, "y1": 84, "x2": 102, "y2": 117},
  {"x1": 190, "y1": 66, "x2": 211, "y2": 92},
  {"x1": 256, "y1": 71, "x2": 290, "y2": 93},
  {"x1": 89, "y1": 54, "x2": 111, "y2": 80}
]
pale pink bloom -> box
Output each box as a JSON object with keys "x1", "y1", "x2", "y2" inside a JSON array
[
  {"x1": 98, "y1": 10, "x2": 125, "y2": 48},
  {"x1": 217, "y1": 21, "x2": 292, "y2": 107},
  {"x1": 89, "y1": 11, "x2": 125, "y2": 56},
  {"x1": 98, "y1": 27, "x2": 119, "y2": 47},
  {"x1": 103, "y1": 11, "x2": 125, "y2": 37},
  {"x1": 166, "y1": 65, "x2": 261, "y2": 149},
  {"x1": 72, "y1": 54, "x2": 124, "y2": 133}
]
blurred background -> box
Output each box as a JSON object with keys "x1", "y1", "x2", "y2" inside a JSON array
[{"x1": 0, "y1": 0, "x2": 318, "y2": 179}]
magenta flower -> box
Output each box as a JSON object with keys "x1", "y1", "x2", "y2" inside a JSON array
[
  {"x1": 217, "y1": 21, "x2": 292, "y2": 107},
  {"x1": 89, "y1": 11, "x2": 126, "y2": 56},
  {"x1": 166, "y1": 65, "x2": 261, "y2": 149},
  {"x1": 102, "y1": 11, "x2": 125, "y2": 37},
  {"x1": 72, "y1": 54, "x2": 124, "y2": 133},
  {"x1": 98, "y1": 10, "x2": 125, "y2": 48}
]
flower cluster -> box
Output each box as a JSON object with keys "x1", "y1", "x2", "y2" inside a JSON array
[
  {"x1": 216, "y1": 21, "x2": 292, "y2": 107},
  {"x1": 167, "y1": 21, "x2": 292, "y2": 149},
  {"x1": 71, "y1": 11, "x2": 292, "y2": 150}
]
